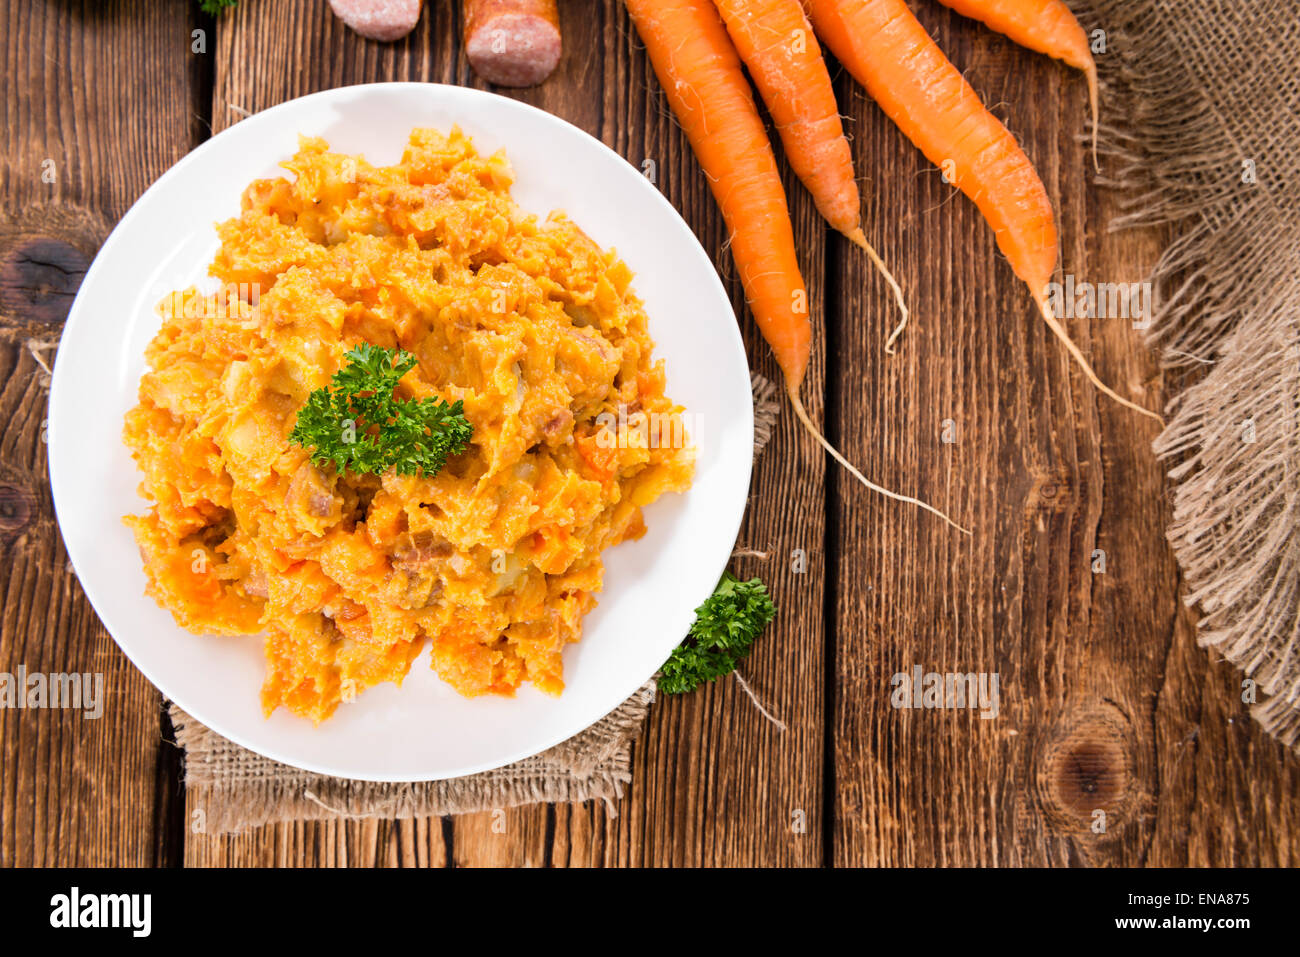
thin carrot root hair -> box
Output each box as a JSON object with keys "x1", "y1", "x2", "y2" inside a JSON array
[
  {"x1": 848, "y1": 228, "x2": 911, "y2": 354},
  {"x1": 785, "y1": 383, "x2": 972, "y2": 535},
  {"x1": 1033, "y1": 293, "x2": 1164, "y2": 425}
]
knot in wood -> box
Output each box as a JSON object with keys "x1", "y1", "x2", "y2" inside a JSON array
[
  {"x1": 0, "y1": 237, "x2": 91, "y2": 327},
  {"x1": 1036, "y1": 701, "x2": 1137, "y2": 832},
  {"x1": 0, "y1": 484, "x2": 35, "y2": 534}
]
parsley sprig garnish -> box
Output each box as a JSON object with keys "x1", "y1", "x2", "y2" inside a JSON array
[
  {"x1": 199, "y1": 0, "x2": 237, "y2": 15},
  {"x1": 660, "y1": 573, "x2": 777, "y2": 694},
  {"x1": 289, "y1": 343, "x2": 472, "y2": 478}
]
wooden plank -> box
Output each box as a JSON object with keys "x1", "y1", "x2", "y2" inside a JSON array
[
  {"x1": 0, "y1": 0, "x2": 202, "y2": 866},
  {"x1": 828, "y1": 4, "x2": 1299, "y2": 866},
  {"x1": 191, "y1": 0, "x2": 469, "y2": 866},
  {"x1": 541, "y1": 0, "x2": 828, "y2": 867},
  {"x1": 452, "y1": 810, "x2": 549, "y2": 867},
  {"x1": 196, "y1": 0, "x2": 602, "y2": 866},
  {"x1": 184, "y1": 816, "x2": 450, "y2": 867},
  {"x1": 196, "y1": 0, "x2": 826, "y2": 867}
]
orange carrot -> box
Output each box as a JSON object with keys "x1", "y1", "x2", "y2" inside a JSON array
[
  {"x1": 624, "y1": 0, "x2": 968, "y2": 530},
  {"x1": 934, "y1": 0, "x2": 1100, "y2": 172},
  {"x1": 806, "y1": 0, "x2": 1159, "y2": 422},
  {"x1": 711, "y1": 0, "x2": 910, "y2": 350}
]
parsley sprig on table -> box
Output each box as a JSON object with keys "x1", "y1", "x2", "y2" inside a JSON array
[
  {"x1": 289, "y1": 343, "x2": 472, "y2": 478},
  {"x1": 660, "y1": 573, "x2": 777, "y2": 694},
  {"x1": 199, "y1": 0, "x2": 238, "y2": 15}
]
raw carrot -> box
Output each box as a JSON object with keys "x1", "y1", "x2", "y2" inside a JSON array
[
  {"x1": 806, "y1": 0, "x2": 1159, "y2": 422},
  {"x1": 711, "y1": 0, "x2": 910, "y2": 350},
  {"x1": 624, "y1": 0, "x2": 968, "y2": 530},
  {"x1": 624, "y1": 0, "x2": 807, "y2": 388},
  {"x1": 934, "y1": 0, "x2": 1100, "y2": 172}
]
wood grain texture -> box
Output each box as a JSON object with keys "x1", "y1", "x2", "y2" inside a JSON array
[
  {"x1": 0, "y1": 0, "x2": 201, "y2": 867},
  {"x1": 188, "y1": 0, "x2": 826, "y2": 868},
  {"x1": 827, "y1": 3, "x2": 1298, "y2": 866},
  {"x1": 2, "y1": 0, "x2": 1295, "y2": 868}
]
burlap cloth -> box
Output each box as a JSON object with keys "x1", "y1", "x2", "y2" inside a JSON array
[
  {"x1": 170, "y1": 373, "x2": 781, "y2": 832},
  {"x1": 1082, "y1": 0, "x2": 1300, "y2": 752}
]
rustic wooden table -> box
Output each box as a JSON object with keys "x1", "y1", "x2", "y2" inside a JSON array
[{"x1": 2, "y1": 0, "x2": 1297, "y2": 868}]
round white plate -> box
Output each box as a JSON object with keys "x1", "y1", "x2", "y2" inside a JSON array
[{"x1": 48, "y1": 83, "x2": 753, "y2": 781}]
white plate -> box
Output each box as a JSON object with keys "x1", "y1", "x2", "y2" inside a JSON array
[{"x1": 48, "y1": 83, "x2": 753, "y2": 781}]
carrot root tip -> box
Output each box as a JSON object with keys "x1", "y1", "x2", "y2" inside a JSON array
[
  {"x1": 1034, "y1": 293, "x2": 1164, "y2": 425},
  {"x1": 848, "y1": 228, "x2": 911, "y2": 354},
  {"x1": 785, "y1": 383, "x2": 971, "y2": 535}
]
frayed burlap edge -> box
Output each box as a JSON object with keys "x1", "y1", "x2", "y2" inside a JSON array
[
  {"x1": 170, "y1": 373, "x2": 780, "y2": 832},
  {"x1": 1082, "y1": 0, "x2": 1300, "y2": 751},
  {"x1": 1153, "y1": 288, "x2": 1300, "y2": 747},
  {"x1": 1083, "y1": 0, "x2": 1297, "y2": 370},
  {"x1": 751, "y1": 370, "x2": 780, "y2": 461}
]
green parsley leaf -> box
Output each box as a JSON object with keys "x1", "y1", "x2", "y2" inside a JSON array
[
  {"x1": 199, "y1": 0, "x2": 237, "y2": 15},
  {"x1": 289, "y1": 343, "x2": 473, "y2": 478},
  {"x1": 659, "y1": 573, "x2": 777, "y2": 695}
]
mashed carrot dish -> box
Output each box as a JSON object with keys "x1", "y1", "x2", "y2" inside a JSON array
[{"x1": 123, "y1": 128, "x2": 695, "y2": 723}]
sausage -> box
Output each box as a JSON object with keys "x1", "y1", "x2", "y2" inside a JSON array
[
  {"x1": 463, "y1": 0, "x2": 562, "y2": 87},
  {"x1": 392, "y1": 531, "x2": 455, "y2": 571},
  {"x1": 328, "y1": 0, "x2": 423, "y2": 42},
  {"x1": 542, "y1": 408, "x2": 573, "y2": 439},
  {"x1": 285, "y1": 461, "x2": 343, "y2": 527}
]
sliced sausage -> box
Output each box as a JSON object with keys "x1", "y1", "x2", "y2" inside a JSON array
[
  {"x1": 463, "y1": 0, "x2": 562, "y2": 87},
  {"x1": 392, "y1": 530, "x2": 455, "y2": 571},
  {"x1": 328, "y1": 0, "x2": 423, "y2": 42},
  {"x1": 542, "y1": 408, "x2": 573, "y2": 440},
  {"x1": 285, "y1": 461, "x2": 343, "y2": 528}
]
